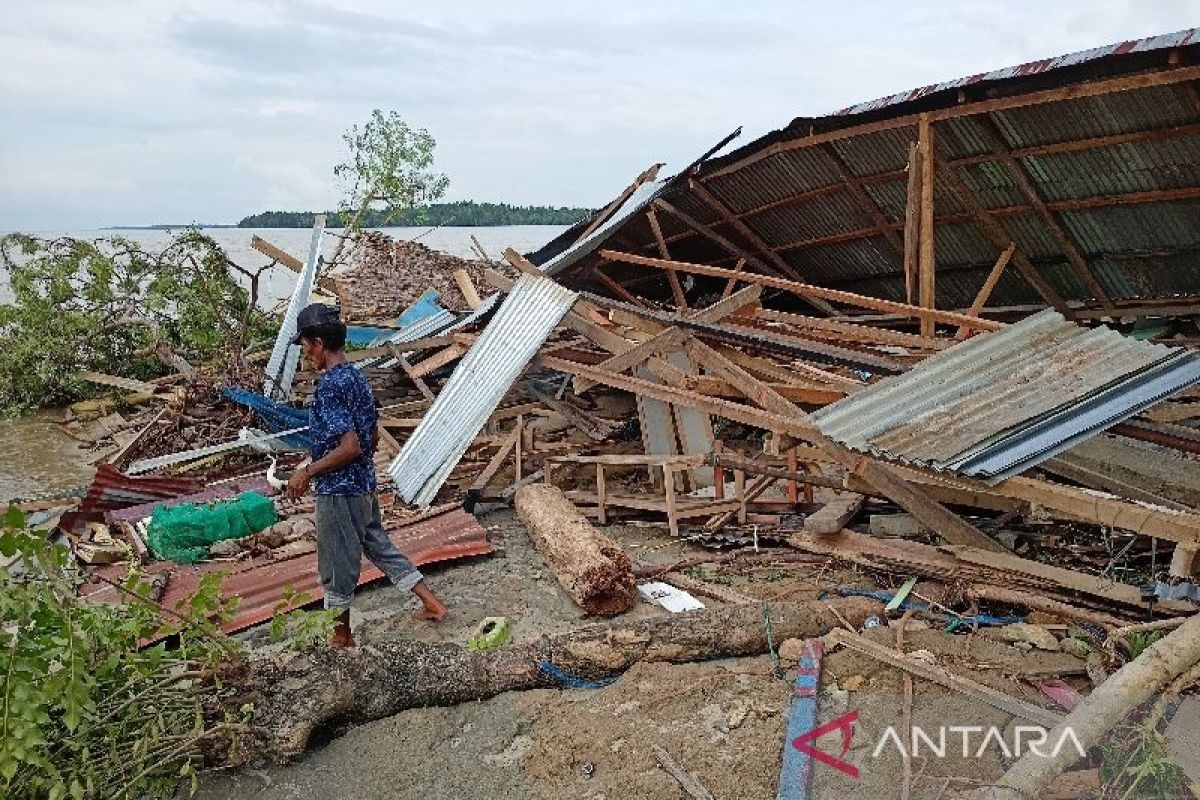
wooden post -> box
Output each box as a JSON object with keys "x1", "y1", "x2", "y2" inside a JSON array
[
  {"x1": 787, "y1": 447, "x2": 800, "y2": 505},
  {"x1": 514, "y1": 416, "x2": 523, "y2": 484},
  {"x1": 713, "y1": 440, "x2": 725, "y2": 500},
  {"x1": 902, "y1": 141, "x2": 922, "y2": 306},
  {"x1": 917, "y1": 114, "x2": 936, "y2": 337},
  {"x1": 596, "y1": 463, "x2": 608, "y2": 525},
  {"x1": 664, "y1": 464, "x2": 680, "y2": 538}
]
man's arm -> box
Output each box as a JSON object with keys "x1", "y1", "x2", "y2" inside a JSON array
[{"x1": 286, "y1": 430, "x2": 363, "y2": 498}]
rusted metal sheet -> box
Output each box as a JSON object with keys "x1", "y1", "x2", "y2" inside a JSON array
[
  {"x1": 106, "y1": 478, "x2": 272, "y2": 523},
  {"x1": 82, "y1": 507, "x2": 491, "y2": 641},
  {"x1": 60, "y1": 464, "x2": 205, "y2": 532},
  {"x1": 834, "y1": 29, "x2": 1199, "y2": 116},
  {"x1": 812, "y1": 310, "x2": 1200, "y2": 481}
]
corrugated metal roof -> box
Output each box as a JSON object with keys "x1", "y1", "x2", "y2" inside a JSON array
[
  {"x1": 811, "y1": 310, "x2": 1200, "y2": 482},
  {"x1": 551, "y1": 31, "x2": 1200, "y2": 311},
  {"x1": 83, "y1": 507, "x2": 491, "y2": 642},
  {"x1": 833, "y1": 29, "x2": 1198, "y2": 116},
  {"x1": 388, "y1": 275, "x2": 578, "y2": 507},
  {"x1": 264, "y1": 216, "x2": 325, "y2": 399}
]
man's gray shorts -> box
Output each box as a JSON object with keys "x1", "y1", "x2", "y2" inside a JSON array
[{"x1": 315, "y1": 494, "x2": 423, "y2": 610}]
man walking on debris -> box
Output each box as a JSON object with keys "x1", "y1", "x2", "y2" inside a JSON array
[{"x1": 286, "y1": 302, "x2": 448, "y2": 647}]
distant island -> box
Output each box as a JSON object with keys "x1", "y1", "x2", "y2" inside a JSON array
[{"x1": 237, "y1": 201, "x2": 593, "y2": 228}]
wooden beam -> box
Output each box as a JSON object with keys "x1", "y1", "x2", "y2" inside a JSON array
[
  {"x1": 720, "y1": 258, "x2": 746, "y2": 300},
  {"x1": 575, "y1": 162, "x2": 661, "y2": 243},
  {"x1": 251, "y1": 235, "x2": 339, "y2": 293},
  {"x1": 387, "y1": 344, "x2": 436, "y2": 401},
  {"x1": 574, "y1": 327, "x2": 688, "y2": 393},
  {"x1": 802, "y1": 492, "x2": 864, "y2": 535},
  {"x1": 469, "y1": 426, "x2": 521, "y2": 493},
  {"x1": 594, "y1": 267, "x2": 649, "y2": 307},
  {"x1": 756, "y1": 308, "x2": 951, "y2": 351},
  {"x1": 652, "y1": 198, "x2": 838, "y2": 316},
  {"x1": 452, "y1": 269, "x2": 482, "y2": 310},
  {"x1": 598, "y1": 250, "x2": 1006, "y2": 331},
  {"x1": 702, "y1": 64, "x2": 1200, "y2": 180},
  {"x1": 955, "y1": 242, "x2": 1017, "y2": 339},
  {"x1": 936, "y1": 160, "x2": 1073, "y2": 315},
  {"x1": 975, "y1": 116, "x2": 1115, "y2": 310},
  {"x1": 820, "y1": 143, "x2": 906, "y2": 257},
  {"x1": 407, "y1": 343, "x2": 467, "y2": 379},
  {"x1": 687, "y1": 179, "x2": 812, "y2": 284},
  {"x1": 917, "y1": 114, "x2": 936, "y2": 337},
  {"x1": 646, "y1": 207, "x2": 688, "y2": 310},
  {"x1": 902, "y1": 141, "x2": 922, "y2": 305}
]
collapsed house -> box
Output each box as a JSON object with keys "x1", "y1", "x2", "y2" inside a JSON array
[{"x1": 22, "y1": 26, "x2": 1200, "y2": 798}]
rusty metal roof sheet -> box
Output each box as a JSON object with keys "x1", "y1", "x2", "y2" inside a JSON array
[
  {"x1": 82, "y1": 507, "x2": 491, "y2": 641},
  {"x1": 811, "y1": 310, "x2": 1200, "y2": 481},
  {"x1": 833, "y1": 29, "x2": 1198, "y2": 116}
]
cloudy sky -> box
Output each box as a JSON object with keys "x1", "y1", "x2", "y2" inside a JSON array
[{"x1": 3, "y1": 0, "x2": 1198, "y2": 230}]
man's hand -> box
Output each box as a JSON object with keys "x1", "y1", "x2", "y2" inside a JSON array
[{"x1": 286, "y1": 466, "x2": 311, "y2": 499}]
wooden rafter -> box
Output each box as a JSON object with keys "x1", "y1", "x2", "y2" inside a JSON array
[
  {"x1": 703, "y1": 64, "x2": 1200, "y2": 180},
  {"x1": 935, "y1": 160, "x2": 1073, "y2": 316},
  {"x1": 820, "y1": 143, "x2": 906, "y2": 257},
  {"x1": 955, "y1": 243, "x2": 1016, "y2": 339},
  {"x1": 575, "y1": 163, "x2": 661, "y2": 244},
  {"x1": 652, "y1": 198, "x2": 837, "y2": 316},
  {"x1": 687, "y1": 178, "x2": 809, "y2": 282},
  {"x1": 974, "y1": 115, "x2": 1116, "y2": 310},
  {"x1": 598, "y1": 249, "x2": 1006, "y2": 330},
  {"x1": 646, "y1": 207, "x2": 687, "y2": 309}
]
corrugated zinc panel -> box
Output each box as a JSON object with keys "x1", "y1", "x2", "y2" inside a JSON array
[
  {"x1": 812, "y1": 310, "x2": 1200, "y2": 481},
  {"x1": 388, "y1": 275, "x2": 577, "y2": 507}
]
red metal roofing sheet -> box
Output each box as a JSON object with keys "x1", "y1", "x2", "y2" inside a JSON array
[{"x1": 82, "y1": 507, "x2": 491, "y2": 641}]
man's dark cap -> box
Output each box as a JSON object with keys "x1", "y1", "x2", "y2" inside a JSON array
[{"x1": 290, "y1": 303, "x2": 343, "y2": 344}]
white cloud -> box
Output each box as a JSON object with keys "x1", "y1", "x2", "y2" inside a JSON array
[{"x1": 2, "y1": 0, "x2": 1199, "y2": 228}]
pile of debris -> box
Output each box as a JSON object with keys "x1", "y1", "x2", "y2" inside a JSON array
[
  {"x1": 331, "y1": 230, "x2": 509, "y2": 317},
  {"x1": 20, "y1": 28, "x2": 1200, "y2": 797}
]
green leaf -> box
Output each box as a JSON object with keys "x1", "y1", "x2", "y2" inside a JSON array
[
  {"x1": 0, "y1": 530, "x2": 17, "y2": 557},
  {"x1": 2, "y1": 505, "x2": 24, "y2": 529}
]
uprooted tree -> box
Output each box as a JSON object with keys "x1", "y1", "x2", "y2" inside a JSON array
[
  {"x1": 0, "y1": 231, "x2": 274, "y2": 413},
  {"x1": 328, "y1": 109, "x2": 450, "y2": 266}
]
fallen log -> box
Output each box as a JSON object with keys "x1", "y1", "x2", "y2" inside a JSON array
[
  {"x1": 514, "y1": 483, "x2": 636, "y2": 616},
  {"x1": 218, "y1": 597, "x2": 880, "y2": 765},
  {"x1": 966, "y1": 612, "x2": 1200, "y2": 800}
]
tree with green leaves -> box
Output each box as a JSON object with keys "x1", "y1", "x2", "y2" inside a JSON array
[
  {"x1": 329, "y1": 110, "x2": 450, "y2": 265},
  {"x1": 0, "y1": 231, "x2": 274, "y2": 414}
]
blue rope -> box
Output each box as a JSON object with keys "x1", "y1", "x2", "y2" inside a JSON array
[
  {"x1": 537, "y1": 660, "x2": 616, "y2": 690},
  {"x1": 820, "y1": 587, "x2": 1023, "y2": 628}
]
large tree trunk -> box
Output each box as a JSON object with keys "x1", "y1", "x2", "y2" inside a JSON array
[
  {"x1": 967, "y1": 612, "x2": 1200, "y2": 799},
  {"x1": 514, "y1": 483, "x2": 636, "y2": 616},
  {"x1": 215, "y1": 597, "x2": 880, "y2": 765}
]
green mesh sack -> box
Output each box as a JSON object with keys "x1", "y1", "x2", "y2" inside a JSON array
[{"x1": 146, "y1": 491, "x2": 278, "y2": 564}]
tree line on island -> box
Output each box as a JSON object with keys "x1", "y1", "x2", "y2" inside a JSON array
[{"x1": 238, "y1": 200, "x2": 593, "y2": 229}]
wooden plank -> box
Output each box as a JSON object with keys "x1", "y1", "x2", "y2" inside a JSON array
[
  {"x1": 597, "y1": 250, "x2": 1005, "y2": 331},
  {"x1": 646, "y1": 207, "x2": 688, "y2": 310},
  {"x1": 76, "y1": 371, "x2": 159, "y2": 394},
  {"x1": 387, "y1": 344, "x2": 436, "y2": 401},
  {"x1": 955, "y1": 243, "x2": 1016, "y2": 339},
  {"x1": 547, "y1": 453, "x2": 704, "y2": 466},
  {"x1": 407, "y1": 343, "x2": 468, "y2": 379},
  {"x1": 452, "y1": 269, "x2": 482, "y2": 310},
  {"x1": 902, "y1": 141, "x2": 922, "y2": 305},
  {"x1": 802, "y1": 493, "x2": 865, "y2": 535},
  {"x1": 917, "y1": 114, "x2": 936, "y2": 337},
  {"x1": 376, "y1": 424, "x2": 402, "y2": 456},
  {"x1": 573, "y1": 327, "x2": 687, "y2": 393},
  {"x1": 720, "y1": 258, "x2": 747, "y2": 300},
  {"x1": 755, "y1": 308, "x2": 951, "y2": 351},
  {"x1": 251, "y1": 235, "x2": 339, "y2": 292},
  {"x1": 595, "y1": 267, "x2": 649, "y2": 307},
  {"x1": 827, "y1": 628, "x2": 1063, "y2": 728}
]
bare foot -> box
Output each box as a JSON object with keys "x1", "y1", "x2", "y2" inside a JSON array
[{"x1": 413, "y1": 606, "x2": 449, "y2": 622}]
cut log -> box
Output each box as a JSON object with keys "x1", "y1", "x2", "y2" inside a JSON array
[
  {"x1": 219, "y1": 596, "x2": 881, "y2": 765},
  {"x1": 967, "y1": 612, "x2": 1200, "y2": 800},
  {"x1": 514, "y1": 483, "x2": 637, "y2": 616}
]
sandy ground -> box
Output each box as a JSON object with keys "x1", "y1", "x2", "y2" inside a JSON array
[{"x1": 197, "y1": 507, "x2": 1089, "y2": 800}]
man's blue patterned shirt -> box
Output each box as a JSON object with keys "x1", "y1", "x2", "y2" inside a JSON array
[{"x1": 309, "y1": 363, "x2": 378, "y2": 495}]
